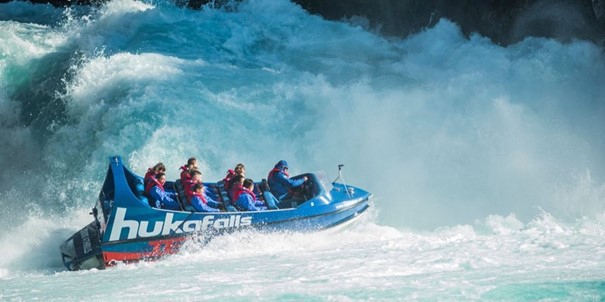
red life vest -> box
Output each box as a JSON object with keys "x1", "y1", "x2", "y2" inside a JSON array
[
  {"x1": 222, "y1": 169, "x2": 235, "y2": 185},
  {"x1": 183, "y1": 179, "x2": 197, "y2": 201},
  {"x1": 268, "y1": 168, "x2": 288, "y2": 180},
  {"x1": 191, "y1": 191, "x2": 207, "y2": 204},
  {"x1": 144, "y1": 168, "x2": 156, "y2": 184},
  {"x1": 145, "y1": 177, "x2": 163, "y2": 194},
  {"x1": 223, "y1": 169, "x2": 235, "y2": 182},
  {"x1": 229, "y1": 183, "x2": 243, "y2": 200},
  {"x1": 233, "y1": 186, "x2": 256, "y2": 202},
  {"x1": 179, "y1": 165, "x2": 191, "y2": 182}
]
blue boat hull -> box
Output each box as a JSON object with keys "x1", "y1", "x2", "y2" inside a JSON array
[{"x1": 60, "y1": 156, "x2": 372, "y2": 270}]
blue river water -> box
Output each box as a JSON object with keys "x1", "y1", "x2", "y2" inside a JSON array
[{"x1": 1, "y1": 0, "x2": 605, "y2": 300}]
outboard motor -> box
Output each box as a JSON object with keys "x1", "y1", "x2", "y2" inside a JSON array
[{"x1": 60, "y1": 221, "x2": 103, "y2": 270}]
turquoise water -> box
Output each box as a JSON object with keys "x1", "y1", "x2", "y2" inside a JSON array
[{"x1": 1, "y1": 0, "x2": 605, "y2": 300}]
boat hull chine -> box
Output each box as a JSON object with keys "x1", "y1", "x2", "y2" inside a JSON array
[{"x1": 101, "y1": 236, "x2": 188, "y2": 267}]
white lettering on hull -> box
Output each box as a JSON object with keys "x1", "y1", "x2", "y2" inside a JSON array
[{"x1": 108, "y1": 207, "x2": 253, "y2": 241}]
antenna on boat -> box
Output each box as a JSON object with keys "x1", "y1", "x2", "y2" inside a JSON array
[
  {"x1": 333, "y1": 164, "x2": 352, "y2": 198},
  {"x1": 332, "y1": 164, "x2": 344, "y2": 184}
]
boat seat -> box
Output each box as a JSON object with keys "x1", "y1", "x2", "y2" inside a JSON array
[
  {"x1": 173, "y1": 179, "x2": 187, "y2": 211},
  {"x1": 216, "y1": 180, "x2": 237, "y2": 212},
  {"x1": 129, "y1": 177, "x2": 150, "y2": 207},
  {"x1": 216, "y1": 181, "x2": 229, "y2": 202},
  {"x1": 260, "y1": 179, "x2": 270, "y2": 194},
  {"x1": 257, "y1": 179, "x2": 280, "y2": 210}
]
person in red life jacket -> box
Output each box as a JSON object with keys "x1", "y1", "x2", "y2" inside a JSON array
[
  {"x1": 222, "y1": 163, "x2": 245, "y2": 184},
  {"x1": 182, "y1": 168, "x2": 219, "y2": 201},
  {"x1": 234, "y1": 178, "x2": 275, "y2": 211},
  {"x1": 267, "y1": 160, "x2": 307, "y2": 201},
  {"x1": 229, "y1": 174, "x2": 245, "y2": 201},
  {"x1": 185, "y1": 183, "x2": 221, "y2": 212},
  {"x1": 183, "y1": 169, "x2": 202, "y2": 201},
  {"x1": 145, "y1": 172, "x2": 180, "y2": 210},
  {"x1": 179, "y1": 157, "x2": 198, "y2": 182},
  {"x1": 223, "y1": 169, "x2": 235, "y2": 184},
  {"x1": 224, "y1": 163, "x2": 245, "y2": 192},
  {"x1": 144, "y1": 162, "x2": 166, "y2": 188}
]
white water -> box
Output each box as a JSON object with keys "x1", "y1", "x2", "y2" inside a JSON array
[{"x1": 1, "y1": 0, "x2": 605, "y2": 300}]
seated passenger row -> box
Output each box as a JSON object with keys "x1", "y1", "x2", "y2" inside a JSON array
[{"x1": 142, "y1": 158, "x2": 307, "y2": 212}]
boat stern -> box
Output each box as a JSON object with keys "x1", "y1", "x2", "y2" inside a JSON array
[{"x1": 60, "y1": 221, "x2": 104, "y2": 271}]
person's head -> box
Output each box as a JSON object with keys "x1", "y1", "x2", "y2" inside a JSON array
[
  {"x1": 156, "y1": 173, "x2": 166, "y2": 184},
  {"x1": 193, "y1": 183, "x2": 204, "y2": 192},
  {"x1": 189, "y1": 169, "x2": 202, "y2": 181},
  {"x1": 187, "y1": 157, "x2": 197, "y2": 168},
  {"x1": 275, "y1": 160, "x2": 288, "y2": 172},
  {"x1": 234, "y1": 163, "x2": 245, "y2": 175},
  {"x1": 153, "y1": 162, "x2": 166, "y2": 173},
  {"x1": 243, "y1": 178, "x2": 254, "y2": 190},
  {"x1": 233, "y1": 174, "x2": 245, "y2": 185}
]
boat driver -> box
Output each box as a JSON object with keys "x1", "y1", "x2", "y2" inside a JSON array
[{"x1": 267, "y1": 160, "x2": 307, "y2": 201}]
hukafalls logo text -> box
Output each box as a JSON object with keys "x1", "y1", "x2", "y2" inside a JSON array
[{"x1": 109, "y1": 207, "x2": 252, "y2": 241}]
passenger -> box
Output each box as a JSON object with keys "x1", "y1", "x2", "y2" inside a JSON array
[
  {"x1": 144, "y1": 162, "x2": 166, "y2": 187},
  {"x1": 145, "y1": 172, "x2": 181, "y2": 210},
  {"x1": 179, "y1": 162, "x2": 195, "y2": 183},
  {"x1": 234, "y1": 178, "x2": 269, "y2": 211},
  {"x1": 222, "y1": 169, "x2": 236, "y2": 184},
  {"x1": 184, "y1": 169, "x2": 202, "y2": 200},
  {"x1": 184, "y1": 169, "x2": 220, "y2": 203},
  {"x1": 179, "y1": 157, "x2": 198, "y2": 182},
  {"x1": 186, "y1": 183, "x2": 221, "y2": 212},
  {"x1": 224, "y1": 163, "x2": 245, "y2": 192},
  {"x1": 267, "y1": 160, "x2": 307, "y2": 200},
  {"x1": 229, "y1": 174, "x2": 245, "y2": 201}
]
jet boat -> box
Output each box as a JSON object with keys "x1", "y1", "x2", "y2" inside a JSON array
[{"x1": 60, "y1": 156, "x2": 371, "y2": 271}]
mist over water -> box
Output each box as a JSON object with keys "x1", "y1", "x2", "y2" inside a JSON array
[{"x1": 1, "y1": 0, "x2": 605, "y2": 292}]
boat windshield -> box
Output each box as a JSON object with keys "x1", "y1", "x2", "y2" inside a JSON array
[{"x1": 313, "y1": 171, "x2": 333, "y2": 193}]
